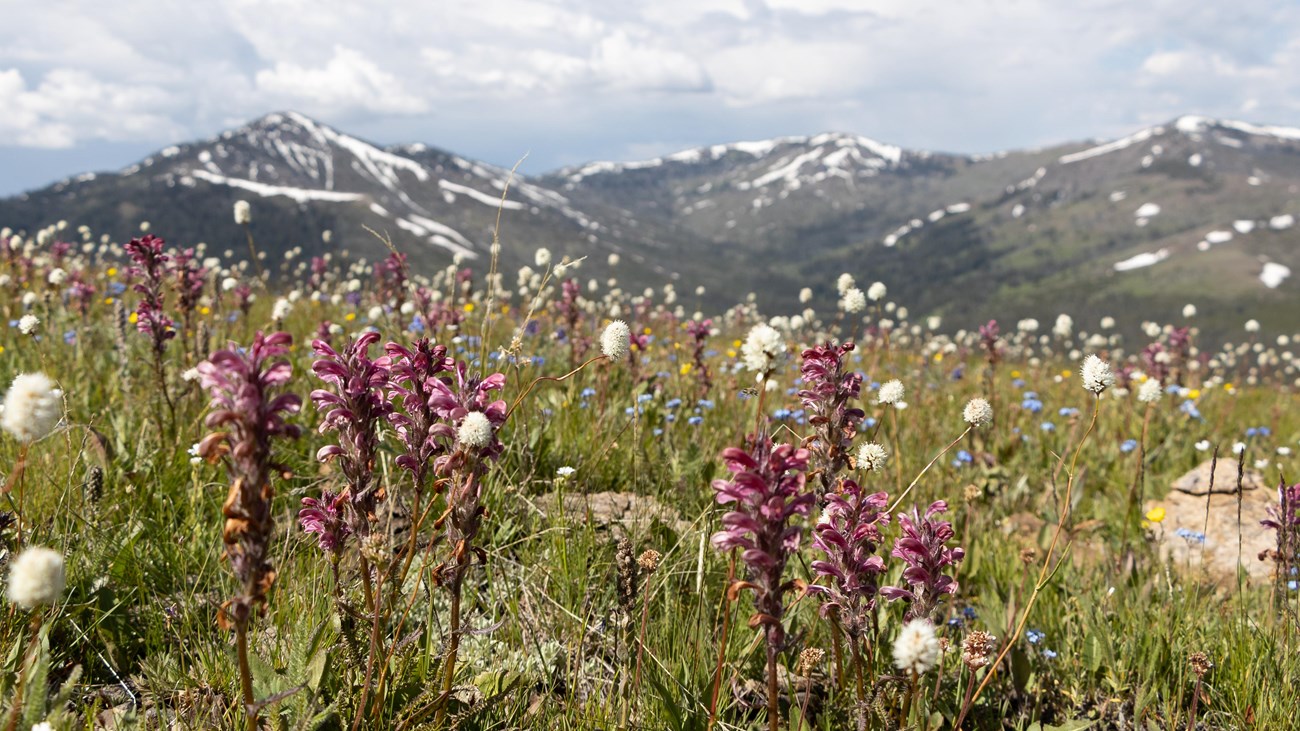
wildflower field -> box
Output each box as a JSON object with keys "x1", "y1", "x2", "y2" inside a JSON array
[{"x1": 2, "y1": 211, "x2": 1299, "y2": 731}]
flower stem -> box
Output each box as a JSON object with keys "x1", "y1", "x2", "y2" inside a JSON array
[{"x1": 235, "y1": 618, "x2": 257, "y2": 731}]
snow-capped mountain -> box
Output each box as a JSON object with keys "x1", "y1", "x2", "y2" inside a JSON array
[{"x1": 4, "y1": 111, "x2": 1300, "y2": 339}]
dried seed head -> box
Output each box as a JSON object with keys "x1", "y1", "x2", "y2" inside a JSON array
[
  {"x1": 1188, "y1": 651, "x2": 1213, "y2": 678},
  {"x1": 637, "y1": 549, "x2": 661, "y2": 573},
  {"x1": 359, "y1": 532, "x2": 390, "y2": 570},
  {"x1": 961, "y1": 630, "x2": 997, "y2": 670},
  {"x1": 797, "y1": 647, "x2": 825, "y2": 676},
  {"x1": 615, "y1": 537, "x2": 638, "y2": 616},
  {"x1": 1019, "y1": 547, "x2": 1038, "y2": 565},
  {"x1": 963, "y1": 484, "x2": 983, "y2": 503}
]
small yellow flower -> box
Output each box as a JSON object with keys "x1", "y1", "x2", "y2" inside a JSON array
[
  {"x1": 726, "y1": 349, "x2": 737, "y2": 358},
  {"x1": 128, "y1": 312, "x2": 139, "y2": 324},
  {"x1": 345, "y1": 312, "x2": 356, "y2": 322},
  {"x1": 932, "y1": 352, "x2": 944, "y2": 363},
  {"x1": 1187, "y1": 389, "x2": 1201, "y2": 400},
  {"x1": 199, "y1": 306, "x2": 211, "y2": 316},
  {"x1": 732, "y1": 339, "x2": 742, "y2": 348},
  {"x1": 0, "y1": 345, "x2": 5, "y2": 355},
  {"x1": 1224, "y1": 383, "x2": 1235, "y2": 393},
  {"x1": 1138, "y1": 374, "x2": 1149, "y2": 382},
  {"x1": 1010, "y1": 370, "x2": 1022, "y2": 378},
  {"x1": 104, "y1": 297, "x2": 114, "y2": 305},
  {"x1": 1145, "y1": 506, "x2": 1166, "y2": 524},
  {"x1": 463, "y1": 302, "x2": 475, "y2": 313},
  {"x1": 679, "y1": 363, "x2": 693, "y2": 375},
  {"x1": 643, "y1": 327, "x2": 652, "y2": 335},
  {"x1": 106, "y1": 267, "x2": 117, "y2": 277},
  {"x1": 1060, "y1": 369, "x2": 1072, "y2": 379},
  {"x1": 501, "y1": 305, "x2": 510, "y2": 314}
]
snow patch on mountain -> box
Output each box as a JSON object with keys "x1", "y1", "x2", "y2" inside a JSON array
[
  {"x1": 1114, "y1": 249, "x2": 1170, "y2": 272},
  {"x1": 189, "y1": 170, "x2": 364, "y2": 204},
  {"x1": 1261, "y1": 262, "x2": 1291, "y2": 288}
]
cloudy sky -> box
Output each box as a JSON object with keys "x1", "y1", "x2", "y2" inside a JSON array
[{"x1": 2, "y1": 0, "x2": 1297, "y2": 195}]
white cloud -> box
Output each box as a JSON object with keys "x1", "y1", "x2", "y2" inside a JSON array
[
  {"x1": 255, "y1": 46, "x2": 427, "y2": 114},
  {"x1": 0, "y1": 68, "x2": 179, "y2": 148},
  {"x1": 3, "y1": 0, "x2": 1300, "y2": 183}
]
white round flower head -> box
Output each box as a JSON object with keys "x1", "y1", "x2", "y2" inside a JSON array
[
  {"x1": 836, "y1": 273, "x2": 856, "y2": 295},
  {"x1": 840, "y1": 287, "x2": 866, "y2": 314},
  {"x1": 607, "y1": 253, "x2": 620, "y2": 267},
  {"x1": 867, "y1": 281, "x2": 887, "y2": 302},
  {"x1": 2, "y1": 373, "x2": 63, "y2": 443},
  {"x1": 893, "y1": 619, "x2": 940, "y2": 675},
  {"x1": 6, "y1": 546, "x2": 66, "y2": 609},
  {"x1": 1245, "y1": 319, "x2": 1260, "y2": 333},
  {"x1": 534, "y1": 247, "x2": 552, "y2": 268},
  {"x1": 233, "y1": 200, "x2": 252, "y2": 225},
  {"x1": 856, "y1": 442, "x2": 889, "y2": 471},
  {"x1": 1100, "y1": 316, "x2": 1116, "y2": 330},
  {"x1": 47, "y1": 268, "x2": 67, "y2": 286},
  {"x1": 963, "y1": 397, "x2": 994, "y2": 427},
  {"x1": 741, "y1": 323, "x2": 786, "y2": 375},
  {"x1": 601, "y1": 320, "x2": 631, "y2": 360},
  {"x1": 32, "y1": 722, "x2": 53, "y2": 731},
  {"x1": 18, "y1": 314, "x2": 40, "y2": 335},
  {"x1": 272, "y1": 297, "x2": 292, "y2": 322},
  {"x1": 799, "y1": 287, "x2": 813, "y2": 303},
  {"x1": 457, "y1": 411, "x2": 494, "y2": 449},
  {"x1": 556, "y1": 466, "x2": 576, "y2": 478},
  {"x1": 1080, "y1": 354, "x2": 1114, "y2": 394},
  {"x1": 1183, "y1": 304, "x2": 1197, "y2": 319},
  {"x1": 877, "y1": 379, "x2": 905, "y2": 405},
  {"x1": 1137, "y1": 378, "x2": 1163, "y2": 404},
  {"x1": 1053, "y1": 314, "x2": 1073, "y2": 338}
]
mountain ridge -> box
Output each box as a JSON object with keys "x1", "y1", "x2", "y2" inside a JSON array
[{"x1": 4, "y1": 110, "x2": 1300, "y2": 340}]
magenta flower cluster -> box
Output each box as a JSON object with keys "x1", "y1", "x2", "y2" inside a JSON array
[
  {"x1": 308, "y1": 331, "x2": 394, "y2": 545},
  {"x1": 798, "y1": 342, "x2": 864, "y2": 493},
  {"x1": 711, "y1": 437, "x2": 815, "y2": 649},
  {"x1": 880, "y1": 501, "x2": 966, "y2": 621},
  {"x1": 808, "y1": 479, "x2": 890, "y2": 637},
  {"x1": 195, "y1": 331, "x2": 302, "y2": 622},
  {"x1": 124, "y1": 234, "x2": 176, "y2": 354}
]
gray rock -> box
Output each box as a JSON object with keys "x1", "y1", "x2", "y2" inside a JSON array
[{"x1": 1170, "y1": 458, "x2": 1265, "y2": 495}]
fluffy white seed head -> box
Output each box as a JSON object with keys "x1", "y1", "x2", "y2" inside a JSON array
[
  {"x1": 1138, "y1": 378, "x2": 1163, "y2": 404},
  {"x1": 534, "y1": 247, "x2": 552, "y2": 268},
  {"x1": 1245, "y1": 319, "x2": 1260, "y2": 333},
  {"x1": 867, "y1": 281, "x2": 887, "y2": 302},
  {"x1": 233, "y1": 200, "x2": 251, "y2": 225},
  {"x1": 6, "y1": 546, "x2": 66, "y2": 609},
  {"x1": 272, "y1": 297, "x2": 292, "y2": 322},
  {"x1": 836, "y1": 273, "x2": 856, "y2": 295},
  {"x1": 47, "y1": 268, "x2": 67, "y2": 286},
  {"x1": 877, "y1": 379, "x2": 905, "y2": 405},
  {"x1": 741, "y1": 323, "x2": 786, "y2": 376},
  {"x1": 856, "y1": 442, "x2": 889, "y2": 471},
  {"x1": 17, "y1": 314, "x2": 39, "y2": 335},
  {"x1": 457, "y1": 411, "x2": 494, "y2": 449},
  {"x1": 601, "y1": 320, "x2": 631, "y2": 360},
  {"x1": 893, "y1": 620, "x2": 940, "y2": 675},
  {"x1": 963, "y1": 397, "x2": 994, "y2": 427},
  {"x1": 1183, "y1": 304, "x2": 1197, "y2": 319},
  {"x1": 799, "y1": 287, "x2": 813, "y2": 303},
  {"x1": 840, "y1": 287, "x2": 866, "y2": 314},
  {"x1": 2, "y1": 373, "x2": 63, "y2": 443},
  {"x1": 1080, "y1": 354, "x2": 1115, "y2": 394}
]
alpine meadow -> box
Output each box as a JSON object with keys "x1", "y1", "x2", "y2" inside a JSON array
[{"x1": 2, "y1": 169, "x2": 1300, "y2": 731}]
